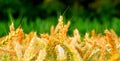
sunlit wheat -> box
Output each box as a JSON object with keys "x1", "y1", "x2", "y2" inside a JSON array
[{"x1": 0, "y1": 15, "x2": 120, "y2": 61}]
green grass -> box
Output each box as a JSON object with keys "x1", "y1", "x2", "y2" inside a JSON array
[{"x1": 0, "y1": 16, "x2": 120, "y2": 37}]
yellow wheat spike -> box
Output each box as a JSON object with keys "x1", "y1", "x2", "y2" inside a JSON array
[
  {"x1": 67, "y1": 44, "x2": 83, "y2": 61},
  {"x1": 13, "y1": 41, "x2": 23, "y2": 61},
  {"x1": 83, "y1": 41, "x2": 96, "y2": 61},
  {"x1": 0, "y1": 47, "x2": 16, "y2": 56},
  {"x1": 15, "y1": 28, "x2": 24, "y2": 44},
  {"x1": 35, "y1": 48, "x2": 46, "y2": 61},
  {"x1": 99, "y1": 40, "x2": 106, "y2": 61},
  {"x1": 73, "y1": 29, "x2": 81, "y2": 43},
  {"x1": 55, "y1": 45, "x2": 66, "y2": 61},
  {"x1": 9, "y1": 22, "x2": 15, "y2": 32},
  {"x1": 55, "y1": 15, "x2": 64, "y2": 34},
  {"x1": 104, "y1": 30, "x2": 117, "y2": 53}
]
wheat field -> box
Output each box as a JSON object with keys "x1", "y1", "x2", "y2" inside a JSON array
[{"x1": 0, "y1": 16, "x2": 120, "y2": 61}]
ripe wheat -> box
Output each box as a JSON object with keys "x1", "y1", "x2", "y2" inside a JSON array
[{"x1": 0, "y1": 16, "x2": 120, "y2": 61}]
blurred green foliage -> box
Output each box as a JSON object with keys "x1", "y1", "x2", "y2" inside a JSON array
[
  {"x1": 0, "y1": 0, "x2": 120, "y2": 20},
  {"x1": 0, "y1": 0, "x2": 120, "y2": 37},
  {"x1": 0, "y1": 16, "x2": 120, "y2": 37}
]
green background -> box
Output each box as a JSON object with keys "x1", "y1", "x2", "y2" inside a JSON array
[{"x1": 0, "y1": 0, "x2": 120, "y2": 37}]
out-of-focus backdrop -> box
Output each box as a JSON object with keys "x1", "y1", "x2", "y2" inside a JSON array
[{"x1": 0, "y1": 0, "x2": 120, "y2": 37}]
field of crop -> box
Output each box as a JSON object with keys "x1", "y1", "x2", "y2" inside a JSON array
[{"x1": 0, "y1": 15, "x2": 120, "y2": 61}]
